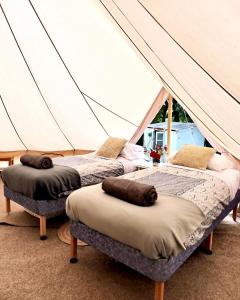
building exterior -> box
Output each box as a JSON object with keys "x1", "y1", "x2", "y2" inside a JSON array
[{"x1": 144, "y1": 121, "x2": 205, "y2": 156}]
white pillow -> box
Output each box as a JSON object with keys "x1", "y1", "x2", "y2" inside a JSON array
[
  {"x1": 120, "y1": 143, "x2": 146, "y2": 161},
  {"x1": 207, "y1": 153, "x2": 235, "y2": 171}
]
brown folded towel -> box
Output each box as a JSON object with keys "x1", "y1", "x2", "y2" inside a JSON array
[
  {"x1": 20, "y1": 154, "x2": 53, "y2": 169},
  {"x1": 102, "y1": 177, "x2": 157, "y2": 206}
]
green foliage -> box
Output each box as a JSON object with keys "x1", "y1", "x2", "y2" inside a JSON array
[{"x1": 151, "y1": 99, "x2": 193, "y2": 124}]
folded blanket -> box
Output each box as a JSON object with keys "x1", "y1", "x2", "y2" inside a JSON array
[
  {"x1": 20, "y1": 154, "x2": 53, "y2": 169},
  {"x1": 102, "y1": 177, "x2": 157, "y2": 206}
]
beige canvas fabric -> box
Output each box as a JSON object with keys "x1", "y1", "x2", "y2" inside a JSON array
[
  {"x1": 101, "y1": 0, "x2": 240, "y2": 159},
  {"x1": 0, "y1": 0, "x2": 239, "y2": 159},
  {"x1": 0, "y1": 0, "x2": 161, "y2": 151}
]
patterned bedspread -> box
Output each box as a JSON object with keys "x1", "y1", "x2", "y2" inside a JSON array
[
  {"x1": 123, "y1": 164, "x2": 231, "y2": 248},
  {"x1": 53, "y1": 154, "x2": 124, "y2": 188}
]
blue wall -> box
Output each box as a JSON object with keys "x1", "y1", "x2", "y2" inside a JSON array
[{"x1": 144, "y1": 124, "x2": 205, "y2": 158}]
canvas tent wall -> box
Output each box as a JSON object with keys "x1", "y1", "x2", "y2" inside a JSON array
[
  {"x1": 101, "y1": 0, "x2": 240, "y2": 160},
  {"x1": 0, "y1": 0, "x2": 162, "y2": 152},
  {"x1": 1, "y1": 0, "x2": 240, "y2": 162}
]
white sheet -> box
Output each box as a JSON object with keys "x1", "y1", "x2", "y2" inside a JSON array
[{"x1": 117, "y1": 157, "x2": 150, "y2": 174}]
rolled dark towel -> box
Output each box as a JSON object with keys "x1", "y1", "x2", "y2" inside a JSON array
[
  {"x1": 102, "y1": 177, "x2": 157, "y2": 206},
  {"x1": 20, "y1": 154, "x2": 53, "y2": 169}
]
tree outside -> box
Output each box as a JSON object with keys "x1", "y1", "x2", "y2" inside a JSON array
[
  {"x1": 151, "y1": 99, "x2": 193, "y2": 124},
  {"x1": 137, "y1": 100, "x2": 193, "y2": 146}
]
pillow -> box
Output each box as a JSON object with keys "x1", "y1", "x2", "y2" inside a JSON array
[
  {"x1": 207, "y1": 153, "x2": 235, "y2": 171},
  {"x1": 96, "y1": 137, "x2": 127, "y2": 159},
  {"x1": 120, "y1": 142, "x2": 146, "y2": 161},
  {"x1": 170, "y1": 144, "x2": 216, "y2": 170}
]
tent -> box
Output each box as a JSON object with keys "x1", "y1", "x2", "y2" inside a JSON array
[{"x1": 1, "y1": 0, "x2": 239, "y2": 161}]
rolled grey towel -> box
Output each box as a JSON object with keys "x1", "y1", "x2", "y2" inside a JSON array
[
  {"x1": 20, "y1": 154, "x2": 53, "y2": 169},
  {"x1": 102, "y1": 177, "x2": 157, "y2": 206}
]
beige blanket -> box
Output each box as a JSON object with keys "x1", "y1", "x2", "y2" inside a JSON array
[
  {"x1": 66, "y1": 165, "x2": 231, "y2": 259},
  {"x1": 66, "y1": 184, "x2": 204, "y2": 259}
]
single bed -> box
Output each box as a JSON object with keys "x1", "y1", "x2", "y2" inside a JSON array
[
  {"x1": 66, "y1": 164, "x2": 240, "y2": 300},
  {"x1": 1, "y1": 153, "x2": 146, "y2": 239}
]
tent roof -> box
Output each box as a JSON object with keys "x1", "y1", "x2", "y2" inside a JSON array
[
  {"x1": 0, "y1": 0, "x2": 161, "y2": 151},
  {"x1": 101, "y1": 0, "x2": 240, "y2": 159},
  {"x1": 1, "y1": 0, "x2": 239, "y2": 160}
]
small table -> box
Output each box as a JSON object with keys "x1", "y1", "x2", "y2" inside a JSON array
[{"x1": 0, "y1": 156, "x2": 14, "y2": 167}]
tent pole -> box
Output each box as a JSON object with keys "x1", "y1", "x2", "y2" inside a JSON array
[
  {"x1": 167, "y1": 95, "x2": 173, "y2": 155},
  {"x1": 130, "y1": 87, "x2": 169, "y2": 144}
]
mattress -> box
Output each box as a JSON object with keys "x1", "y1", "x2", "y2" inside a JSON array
[{"x1": 66, "y1": 164, "x2": 236, "y2": 259}]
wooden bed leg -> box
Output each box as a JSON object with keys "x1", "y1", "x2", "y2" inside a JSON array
[
  {"x1": 39, "y1": 216, "x2": 47, "y2": 240},
  {"x1": 201, "y1": 232, "x2": 213, "y2": 255},
  {"x1": 232, "y1": 205, "x2": 238, "y2": 222},
  {"x1": 70, "y1": 235, "x2": 78, "y2": 263},
  {"x1": 155, "y1": 282, "x2": 165, "y2": 300},
  {"x1": 5, "y1": 197, "x2": 11, "y2": 214}
]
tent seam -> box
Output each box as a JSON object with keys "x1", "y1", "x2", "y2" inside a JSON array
[
  {"x1": 136, "y1": 0, "x2": 240, "y2": 106},
  {"x1": 102, "y1": 0, "x2": 239, "y2": 146},
  {"x1": 0, "y1": 4, "x2": 75, "y2": 151},
  {"x1": 27, "y1": 0, "x2": 109, "y2": 137},
  {"x1": 99, "y1": 0, "x2": 239, "y2": 152},
  {"x1": 0, "y1": 95, "x2": 28, "y2": 150}
]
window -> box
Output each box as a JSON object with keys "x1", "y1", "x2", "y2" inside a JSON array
[{"x1": 155, "y1": 132, "x2": 164, "y2": 147}]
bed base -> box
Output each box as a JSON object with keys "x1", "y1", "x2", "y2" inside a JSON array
[
  {"x1": 69, "y1": 190, "x2": 240, "y2": 300},
  {"x1": 4, "y1": 186, "x2": 66, "y2": 240}
]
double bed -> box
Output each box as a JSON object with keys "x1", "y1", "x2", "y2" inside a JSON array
[
  {"x1": 66, "y1": 164, "x2": 240, "y2": 300},
  {"x1": 1, "y1": 153, "x2": 146, "y2": 239}
]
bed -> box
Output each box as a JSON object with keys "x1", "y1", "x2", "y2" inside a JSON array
[
  {"x1": 66, "y1": 164, "x2": 240, "y2": 300},
  {"x1": 1, "y1": 153, "x2": 146, "y2": 239}
]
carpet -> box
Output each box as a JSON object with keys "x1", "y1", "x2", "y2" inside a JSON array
[
  {"x1": 0, "y1": 189, "x2": 39, "y2": 227},
  {"x1": 0, "y1": 209, "x2": 39, "y2": 227},
  {"x1": 57, "y1": 222, "x2": 88, "y2": 246}
]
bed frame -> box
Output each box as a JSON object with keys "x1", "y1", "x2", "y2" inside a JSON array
[
  {"x1": 69, "y1": 190, "x2": 240, "y2": 300},
  {"x1": 4, "y1": 186, "x2": 66, "y2": 240}
]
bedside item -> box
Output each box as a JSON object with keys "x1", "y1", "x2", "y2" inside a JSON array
[{"x1": 149, "y1": 145, "x2": 168, "y2": 164}]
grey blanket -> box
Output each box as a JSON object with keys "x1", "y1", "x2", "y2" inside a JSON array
[
  {"x1": 1, "y1": 154, "x2": 124, "y2": 200},
  {"x1": 1, "y1": 164, "x2": 80, "y2": 200}
]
